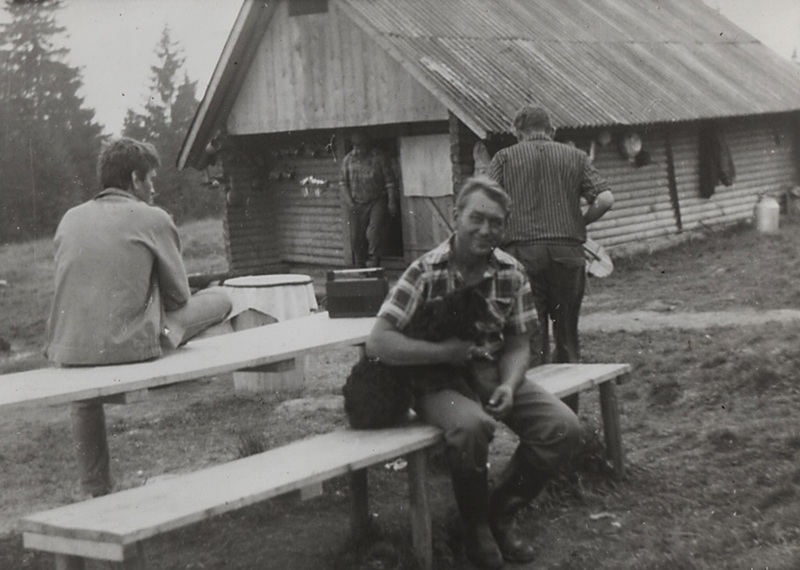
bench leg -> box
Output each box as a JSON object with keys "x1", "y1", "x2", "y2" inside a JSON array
[
  {"x1": 349, "y1": 468, "x2": 370, "y2": 535},
  {"x1": 599, "y1": 381, "x2": 625, "y2": 478},
  {"x1": 71, "y1": 400, "x2": 112, "y2": 496},
  {"x1": 407, "y1": 450, "x2": 433, "y2": 570},
  {"x1": 55, "y1": 554, "x2": 85, "y2": 570},
  {"x1": 114, "y1": 543, "x2": 146, "y2": 569},
  {"x1": 234, "y1": 357, "x2": 305, "y2": 394}
]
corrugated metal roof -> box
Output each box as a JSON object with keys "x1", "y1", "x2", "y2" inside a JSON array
[{"x1": 336, "y1": 0, "x2": 800, "y2": 134}]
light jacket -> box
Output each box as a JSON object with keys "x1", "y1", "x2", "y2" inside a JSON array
[{"x1": 45, "y1": 189, "x2": 190, "y2": 365}]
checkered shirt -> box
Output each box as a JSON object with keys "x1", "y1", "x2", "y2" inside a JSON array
[{"x1": 377, "y1": 236, "x2": 537, "y2": 358}]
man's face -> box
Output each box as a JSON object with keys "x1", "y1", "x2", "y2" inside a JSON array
[
  {"x1": 132, "y1": 169, "x2": 157, "y2": 204},
  {"x1": 453, "y1": 190, "x2": 507, "y2": 258},
  {"x1": 351, "y1": 134, "x2": 369, "y2": 155}
]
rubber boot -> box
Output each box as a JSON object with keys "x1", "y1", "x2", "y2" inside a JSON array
[
  {"x1": 451, "y1": 471, "x2": 505, "y2": 569},
  {"x1": 488, "y1": 451, "x2": 547, "y2": 563}
]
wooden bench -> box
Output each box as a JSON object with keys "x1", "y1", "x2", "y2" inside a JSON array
[
  {"x1": 21, "y1": 423, "x2": 443, "y2": 570},
  {"x1": 20, "y1": 362, "x2": 631, "y2": 570}
]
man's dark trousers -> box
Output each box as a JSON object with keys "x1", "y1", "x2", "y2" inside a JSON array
[
  {"x1": 504, "y1": 242, "x2": 586, "y2": 368},
  {"x1": 349, "y1": 196, "x2": 387, "y2": 267}
]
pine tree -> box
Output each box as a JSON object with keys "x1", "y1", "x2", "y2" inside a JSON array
[
  {"x1": 123, "y1": 25, "x2": 222, "y2": 222},
  {"x1": 0, "y1": 0, "x2": 103, "y2": 242}
]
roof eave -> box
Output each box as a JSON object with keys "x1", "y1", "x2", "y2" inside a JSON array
[{"x1": 177, "y1": 0, "x2": 277, "y2": 170}]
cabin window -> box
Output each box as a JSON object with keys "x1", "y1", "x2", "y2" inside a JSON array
[{"x1": 289, "y1": 0, "x2": 328, "y2": 16}]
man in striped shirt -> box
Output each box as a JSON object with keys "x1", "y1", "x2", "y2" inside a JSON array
[
  {"x1": 489, "y1": 105, "x2": 614, "y2": 411},
  {"x1": 367, "y1": 177, "x2": 580, "y2": 568}
]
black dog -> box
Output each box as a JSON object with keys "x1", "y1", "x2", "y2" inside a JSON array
[{"x1": 343, "y1": 286, "x2": 489, "y2": 429}]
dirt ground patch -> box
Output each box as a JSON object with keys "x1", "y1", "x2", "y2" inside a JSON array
[
  {"x1": 4, "y1": 219, "x2": 800, "y2": 568},
  {"x1": 581, "y1": 307, "x2": 800, "y2": 332}
]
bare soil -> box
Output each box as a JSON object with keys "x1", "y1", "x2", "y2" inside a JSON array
[{"x1": 3, "y1": 219, "x2": 800, "y2": 569}]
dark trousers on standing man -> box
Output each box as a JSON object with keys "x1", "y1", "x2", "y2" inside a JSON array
[
  {"x1": 349, "y1": 196, "x2": 388, "y2": 268},
  {"x1": 504, "y1": 243, "x2": 586, "y2": 410}
]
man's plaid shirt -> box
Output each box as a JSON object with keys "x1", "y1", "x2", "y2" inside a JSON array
[{"x1": 377, "y1": 236, "x2": 537, "y2": 359}]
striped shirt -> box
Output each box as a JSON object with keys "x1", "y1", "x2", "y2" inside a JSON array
[
  {"x1": 488, "y1": 134, "x2": 610, "y2": 245},
  {"x1": 377, "y1": 236, "x2": 537, "y2": 358},
  {"x1": 340, "y1": 148, "x2": 396, "y2": 204}
]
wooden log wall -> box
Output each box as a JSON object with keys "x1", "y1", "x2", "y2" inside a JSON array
[
  {"x1": 588, "y1": 126, "x2": 675, "y2": 251},
  {"x1": 450, "y1": 113, "x2": 479, "y2": 190},
  {"x1": 224, "y1": 154, "x2": 284, "y2": 276},
  {"x1": 222, "y1": 113, "x2": 797, "y2": 272},
  {"x1": 271, "y1": 155, "x2": 346, "y2": 266},
  {"x1": 676, "y1": 114, "x2": 798, "y2": 234}
]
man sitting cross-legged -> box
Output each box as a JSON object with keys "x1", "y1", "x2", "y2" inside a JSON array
[{"x1": 45, "y1": 137, "x2": 232, "y2": 498}]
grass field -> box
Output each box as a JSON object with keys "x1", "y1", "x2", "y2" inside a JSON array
[
  {"x1": 2, "y1": 217, "x2": 800, "y2": 568},
  {"x1": 0, "y1": 217, "x2": 229, "y2": 371}
]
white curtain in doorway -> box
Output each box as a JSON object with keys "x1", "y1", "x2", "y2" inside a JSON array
[{"x1": 399, "y1": 134, "x2": 453, "y2": 197}]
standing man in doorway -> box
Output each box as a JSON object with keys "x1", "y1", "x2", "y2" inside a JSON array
[
  {"x1": 489, "y1": 105, "x2": 613, "y2": 411},
  {"x1": 340, "y1": 130, "x2": 398, "y2": 268}
]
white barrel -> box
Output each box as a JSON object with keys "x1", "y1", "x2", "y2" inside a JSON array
[{"x1": 754, "y1": 195, "x2": 780, "y2": 234}]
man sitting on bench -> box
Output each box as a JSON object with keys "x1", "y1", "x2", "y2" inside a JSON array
[
  {"x1": 44, "y1": 137, "x2": 232, "y2": 498},
  {"x1": 366, "y1": 177, "x2": 580, "y2": 568}
]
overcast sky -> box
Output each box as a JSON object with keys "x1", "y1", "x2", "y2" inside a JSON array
[
  {"x1": 56, "y1": 0, "x2": 242, "y2": 136},
  {"x1": 705, "y1": 0, "x2": 800, "y2": 59},
  {"x1": 23, "y1": 0, "x2": 800, "y2": 136}
]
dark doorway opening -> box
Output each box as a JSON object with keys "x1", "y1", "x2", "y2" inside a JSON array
[{"x1": 363, "y1": 136, "x2": 404, "y2": 261}]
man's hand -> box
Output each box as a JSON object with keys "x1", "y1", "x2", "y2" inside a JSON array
[
  {"x1": 388, "y1": 201, "x2": 399, "y2": 218},
  {"x1": 485, "y1": 384, "x2": 514, "y2": 419},
  {"x1": 440, "y1": 338, "x2": 476, "y2": 366}
]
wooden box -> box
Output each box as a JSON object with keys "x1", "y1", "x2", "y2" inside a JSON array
[{"x1": 326, "y1": 268, "x2": 388, "y2": 318}]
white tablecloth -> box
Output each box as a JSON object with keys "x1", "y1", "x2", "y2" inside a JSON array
[{"x1": 221, "y1": 274, "x2": 318, "y2": 322}]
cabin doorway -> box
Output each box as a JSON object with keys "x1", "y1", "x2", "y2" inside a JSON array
[{"x1": 373, "y1": 137, "x2": 405, "y2": 261}]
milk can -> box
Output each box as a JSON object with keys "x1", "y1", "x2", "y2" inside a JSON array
[{"x1": 754, "y1": 193, "x2": 780, "y2": 233}]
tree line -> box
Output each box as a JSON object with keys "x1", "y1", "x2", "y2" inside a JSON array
[{"x1": 0, "y1": 0, "x2": 224, "y2": 244}]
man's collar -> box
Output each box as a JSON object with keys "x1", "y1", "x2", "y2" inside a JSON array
[
  {"x1": 95, "y1": 188, "x2": 140, "y2": 201},
  {"x1": 521, "y1": 132, "x2": 552, "y2": 143}
]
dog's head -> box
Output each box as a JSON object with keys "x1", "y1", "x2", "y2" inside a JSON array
[{"x1": 406, "y1": 286, "x2": 490, "y2": 342}]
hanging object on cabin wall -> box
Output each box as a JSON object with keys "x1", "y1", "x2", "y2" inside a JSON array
[
  {"x1": 226, "y1": 180, "x2": 247, "y2": 207},
  {"x1": 619, "y1": 132, "x2": 643, "y2": 161},
  {"x1": 202, "y1": 132, "x2": 226, "y2": 188},
  {"x1": 596, "y1": 130, "x2": 613, "y2": 147},
  {"x1": 268, "y1": 165, "x2": 297, "y2": 181},
  {"x1": 473, "y1": 141, "x2": 491, "y2": 175},
  {"x1": 300, "y1": 176, "x2": 331, "y2": 197},
  {"x1": 326, "y1": 135, "x2": 338, "y2": 162},
  {"x1": 634, "y1": 149, "x2": 651, "y2": 167},
  {"x1": 698, "y1": 124, "x2": 736, "y2": 198}
]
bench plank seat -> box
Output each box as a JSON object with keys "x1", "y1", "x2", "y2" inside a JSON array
[
  {"x1": 0, "y1": 312, "x2": 375, "y2": 409},
  {"x1": 529, "y1": 362, "x2": 631, "y2": 396},
  {"x1": 22, "y1": 424, "x2": 442, "y2": 567}
]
